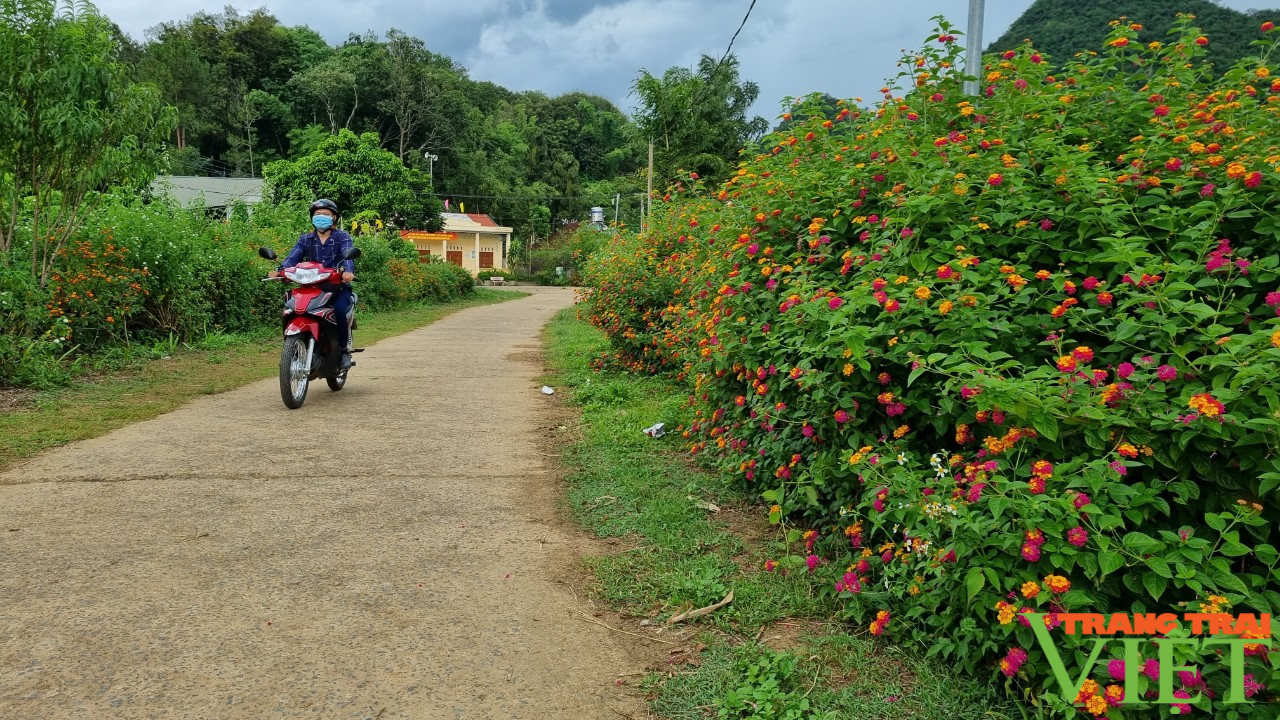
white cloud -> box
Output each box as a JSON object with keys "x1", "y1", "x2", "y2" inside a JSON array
[{"x1": 466, "y1": 0, "x2": 754, "y2": 111}]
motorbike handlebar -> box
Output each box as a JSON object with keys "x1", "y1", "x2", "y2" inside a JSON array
[
  {"x1": 261, "y1": 277, "x2": 354, "y2": 291},
  {"x1": 261, "y1": 274, "x2": 356, "y2": 284}
]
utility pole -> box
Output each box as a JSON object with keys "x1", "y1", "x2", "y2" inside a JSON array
[
  {"x1": 964, "y1": 0, "x2": 986, "y2": 96},
  {"x1": 646, "y1": 139, "x2": 654, "y2": 232},
  {"x1": 614, "y1": 193, "x2": 620, "y2": 226}
]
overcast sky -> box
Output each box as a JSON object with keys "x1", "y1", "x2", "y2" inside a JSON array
[{"x1": 96, "y1": 0, "x2": 1269, "y2": 123}]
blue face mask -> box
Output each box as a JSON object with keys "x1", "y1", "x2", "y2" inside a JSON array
[{"x1": 312, "y1": 215, "x2": 335, "y2": 231}]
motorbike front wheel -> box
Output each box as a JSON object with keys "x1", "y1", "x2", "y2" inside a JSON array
[{"x1": 280, "y1": 335, "x2": 311, "y2": 409}]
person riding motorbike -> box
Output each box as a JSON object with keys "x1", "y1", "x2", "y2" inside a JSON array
[{"x1": 269, "y1": 199, "x2": 357, "y2": 369}]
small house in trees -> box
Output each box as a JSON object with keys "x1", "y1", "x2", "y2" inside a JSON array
[
  {"x1": 150, "y1": 176, "x2": 265, "y2": 219},
  {"x1": 400, "y1": 213, "x2": 512, "y2": 274}
]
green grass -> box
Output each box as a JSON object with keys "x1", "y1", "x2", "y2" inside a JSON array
[
  {"x1": 543, "y1": 309, "x2": 1015, "y2": 720},
  {"x1": 0, "y1": 289, "x2": 525, "y2": 471}
]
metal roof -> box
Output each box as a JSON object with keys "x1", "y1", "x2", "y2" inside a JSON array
[
  {"x1": 440, "y1": 212, "x2": 512, "y2": 233},
  {"x1": 151, "y1": 176, "x2": 265, "y2": 208}
]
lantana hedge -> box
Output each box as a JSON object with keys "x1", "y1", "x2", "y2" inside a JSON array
[{"x1": 581, "y1": 15, "x2": 1279, "y2": 717}]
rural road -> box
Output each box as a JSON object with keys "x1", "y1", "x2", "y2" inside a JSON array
[{"x1": 0, "y1": 287, "x2": 657, "y2": 719}]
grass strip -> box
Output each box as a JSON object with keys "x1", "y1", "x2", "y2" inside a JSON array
[
  {"x1": 543, "y1": 308, "x2": 1013, "y2": 720},
  {"x1": 0, "y1": 288, "x2": 525, "y2": 471}
]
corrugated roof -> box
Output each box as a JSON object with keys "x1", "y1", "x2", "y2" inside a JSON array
[
  {"x1": 440, "y1": 212, "x2": 511, "y2": 233},
  {"x1": 151, "y1": 176, "x2": 264, "y2": 207}
]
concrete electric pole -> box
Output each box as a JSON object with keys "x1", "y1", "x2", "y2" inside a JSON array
[
  {"x1": 646, "y1": 139, "x2": 654, "y2": 231},
  {"x1": 964, "y1": 0, "x2": 986, "y2": 97}
]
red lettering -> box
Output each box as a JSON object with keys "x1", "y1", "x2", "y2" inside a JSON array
[
  {"x1": 1060, "y1": 613, "x2": 1085, "y2": 635},
  {"x1": 1105, "y1": 613, "x2": 1133, "y2": 635},
  {"x1": 1081, "y1": 614, "x2": 1106, "y2": 635},
  {"x1": 1232, "y1": 614, "x2": 1263, "y2": 636},
  {"x1": 1131, "y1": 613, "x2": 1158, "y2": 635},
  {"x1": 1185, "y1": 613, "x2": 1209, "y2": 634},
  {"x1": 1208, "y1": 614, "x2": 1234, "y2": 635}
]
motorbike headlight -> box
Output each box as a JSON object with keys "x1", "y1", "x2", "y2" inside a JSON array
[{"x1": 285, "y1": 267, "x2": 325, "y2": 284}]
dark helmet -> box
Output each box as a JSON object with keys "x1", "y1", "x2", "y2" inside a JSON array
[{"x1": 309, "y1": 198, "x2": 339, "y2": 217}]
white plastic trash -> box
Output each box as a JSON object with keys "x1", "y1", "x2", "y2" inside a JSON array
[
  {"x1": 541, "y1": 386, "x2": 555, "y2": 395},
  {"x1": 643, "y1": 423, "x2": 666, "y2": 438}
]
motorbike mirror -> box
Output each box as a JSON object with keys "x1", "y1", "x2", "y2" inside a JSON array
[
  {"x1": 258, "y1": 247, "x2": 278, "y2": 260},
  {"x1": 342, "y1": 247, "x2": 362, "y2": 260}
]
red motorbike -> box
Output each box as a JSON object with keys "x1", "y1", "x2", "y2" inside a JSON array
[{"x1": 258, "y1": 246, "x2": 362, "y2": 409}]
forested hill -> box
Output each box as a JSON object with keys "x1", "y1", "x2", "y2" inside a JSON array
[
  {"x1": 95, "y1": 7, "x2": 766, "y2": 237},
  {"x1": 988, "y1": 0, "x2": 1280, "y2": 70}
]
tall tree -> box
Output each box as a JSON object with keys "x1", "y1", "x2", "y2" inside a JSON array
[
  {"x1": 632, "y1": 53, "x2": 767, "y2": 183},
  {"x1": 0, "y1": 0, "x2": 175, "y2": 284},
  {"x1": 289, "y1": 55, "x2": 358, "y2": 134},
  {"x1": 381, "y1": 29, "x2": 434, "y2": 161},
  {"x1": 263, "y1": 129, "x2": 442, "y2": 230}
]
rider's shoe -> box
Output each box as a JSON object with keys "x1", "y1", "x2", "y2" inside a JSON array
[{"x1": 339, "y1": 352, "x2": 354, "y2": 369}]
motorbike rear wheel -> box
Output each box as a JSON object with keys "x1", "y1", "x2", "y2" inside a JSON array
[
  {"x1": 280, "y1": 335, "x2": 310, "y2": 409},
  {"x1": 326, "y1": 370, "x2": 347, "y2": 392}
]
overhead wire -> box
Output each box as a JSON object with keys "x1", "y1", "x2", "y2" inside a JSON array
[{"x1": 684, "y1": 0, "x2": 760, "y2": 115}]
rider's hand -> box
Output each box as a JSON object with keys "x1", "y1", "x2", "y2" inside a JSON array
[
  {"x1": 268, "y1": 269, "x2": 280, "y2": 278},
  {"x1": 342, "y1": 272, "x2": 354, "y2": 283}
]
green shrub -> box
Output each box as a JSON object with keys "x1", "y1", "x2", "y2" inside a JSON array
[
  {"x1": 583, "y1": 15, "x2": 1280, "y2": 717},
  {"x1": 1, "y1": 195, "x2": 468, "y2": 388},
  {"x1": 419, "y1": 256, "x2": 475, "y2": 300}
]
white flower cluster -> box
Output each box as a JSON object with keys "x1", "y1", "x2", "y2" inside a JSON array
[
  {"x1": 929, "y1": 452, "x2": 948, "y2": 479},
  {"x1": 922, "y1": 501, "x2": 959, "y2": 519}
]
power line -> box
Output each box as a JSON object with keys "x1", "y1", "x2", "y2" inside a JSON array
[
  {"x1": 431, "y1": 191, "x2": 645, "y2": 202},
  {"x1": 715, "y1": 0, "x2": 759, "y2": 72},
  {"x1": 684, "y1": 0, "x2": 760, "y2": 122}
]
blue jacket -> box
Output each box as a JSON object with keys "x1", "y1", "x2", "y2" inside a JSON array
[{"x1": 281, "y1": 228, "x2": 356, "y2": 274}]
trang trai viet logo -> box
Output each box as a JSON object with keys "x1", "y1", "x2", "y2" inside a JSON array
[{"x1": 1027, "y1": 611, "x2": 1273, "y2": 714}]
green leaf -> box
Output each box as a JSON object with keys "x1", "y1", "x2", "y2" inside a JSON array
[
  {"x1": 1099, "y1": 551, "x2": 1125, "y2": 576},
  {"x1": 1145, "y1": 557, "x2": 1174, "y2": 578},
  {"x1": 1123, "y1": 572, "x2": 1144, "y2": 595},
  {"x1": 1096, "y1": 514, "x2": 1125, "y2": 531},
  {"x1": 1213, "y1": 570, "x2": 1249, "y2": 595},
  {"x1": 1221, "y1": 541, "x2": 1251, "y2": 557},
  {"x1": 1183, "y1": 303, "x2": 1218, "y2": 321},
  {"x1": 1205, "y1": 512, "x2": 1226, "y2": 531},
  {"x1": 1114, "y1": 321, "x2": 1141, "y2": 341},
  {"x1": 907, "y1": 367, "x2": 926, "y2": 386},
  {"x1": 966, "y1": 568, "x2": 986, "y2": 604},
  {"x1": 1123, "y1": 531, "x2": 1162, "y2": 555},
  {"x1": 1255, "y1": 544, "x2": 1278, "y2": 565},
  {"x1": 1143, "y1": 572, "x2": 1168, "y2": 601},
  {"x1": 1032, "y1": 414, "x2": 1059, "y2": 442}
]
